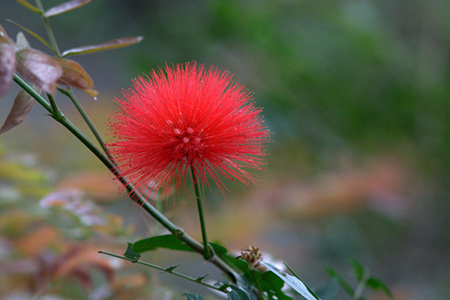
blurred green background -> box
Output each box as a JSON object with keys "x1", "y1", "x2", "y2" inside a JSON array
[{"x1": 1, "y1": 0, "x2": 450, "y2": 299}]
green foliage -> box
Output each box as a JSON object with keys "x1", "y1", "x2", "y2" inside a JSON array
[
  {"x1": 184, "y1": 293, "x2": 206, "y2": 300},
  {"x1": 326, "y1": 260, "x2": 393, "y2": 299},
  {"x1": 123, "y1": 242, "x2": 141, "y2": 263},
  {"x1": 262, "y1": 263, "x2": 320, "y2": 300}
]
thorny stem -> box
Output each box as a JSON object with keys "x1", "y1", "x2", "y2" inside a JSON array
[
  {"x1": 13, "y1": 74, "x2": 238, "y2": 281},
  {"x1": 99, "y1": 250, "x2": 228, "y2": 294},
  {"x1": 191, "y1": 166, "x2": 213, "y2": 260}
]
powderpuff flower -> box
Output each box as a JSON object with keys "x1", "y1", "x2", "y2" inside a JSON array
[{"x1": 107, "y1": 62, "x2": 270, "y2": 200}]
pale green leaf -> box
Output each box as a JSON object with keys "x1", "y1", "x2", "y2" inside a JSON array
[{"x1": 16, "y1": 0, "x2": 43, "y2": 14}]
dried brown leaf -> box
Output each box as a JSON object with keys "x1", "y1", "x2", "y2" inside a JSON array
[
  {"x1": 16, "y1": 49, "x2": 63, "y2": 94},
  {"x1": 0, "y1": 42, "x2": 16, "y2": 97},
  {"x1": 61, "y1": 36, "x2": 144, "y2": 57},
  {"x1": 15, "y1": 0, "x2": 42, "y2": 14},
  {"x1": 52, "y1": 57, "x2": 97, "y2": 96},
  {"x1": 44, "y1": 0, "x2": 91, "y2": 18},
  {"x1": 0, "y1": 89, "x2": 35, "y2": 134}
]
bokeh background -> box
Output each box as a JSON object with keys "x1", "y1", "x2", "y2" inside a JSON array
[{"x1": 1, "y1": 0, "x2": 450, "y2": 299}]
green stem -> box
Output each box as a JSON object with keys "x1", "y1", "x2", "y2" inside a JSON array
[
  {"x1": 99, "y1": 250, "x2": 228, "y2": 294},
  {"x1": 191, "y1": 166, "x2": 212, "y2": 260},
  {"x1": 12, "y1": 74, "x2": 237, "y2": 281},
  {"x1": 35, "y1": 0, "x2": 61, "y2": 56},
  {"x1": 59, "y1": 88, "x2": 107, "y2": 153}
]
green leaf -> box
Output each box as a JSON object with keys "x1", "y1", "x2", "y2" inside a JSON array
[
  {"x1": 262, "y1": 262, "x2": 320, "y2": 300},
  {"x1": 228, "y1": 286, "x2": 250, "y2": 300},
  {"x1": 366, "y1": 277, "x2": 393, "y2": 298},
  {"x1": 61, "y1": 36, "x2": 143, "y2": 56},
  {"x1": 183, "y1": 293, "x2": 205, "y2": 300},
  {"x1": 44, "y1": 0, "x2": 91, "y2": 18},
  {"x1": 16, "y1": 0, "x2": 42, "y2": 14},
  {"x1": 7, "y1": 20, "x2": 54, "y2": 52},
  {"x1": 349, "y1": 260, "x2": 366, "y2": 282},
  {"x1": 123, "y1": 242, "x2": 140, "y2": 262},
  {"x1": 260, "y1": 271, "x2": 292, "y2": 300},
  {"x1": 0, "y1": 89, "x2": 36, "y2": 134},
  {"x1": 132, "y1": 234, "x2": 193, "y2": 253},
  {"x1": 326, "y1": 266, "x2": 354, "y2": 296}
]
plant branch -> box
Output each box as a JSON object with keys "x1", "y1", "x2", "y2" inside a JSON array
[
  {"x1": 13, "y1": 74, "x2": 238, "y2": 282},
  {"x1": 35, "y1": 0, "x2": 61, "y2": 56},
  {"x1": 98, "y1": 250, "x2": 228, "y2": 294},
  {"x1": 59, "y1": 88, "x2": 107, "y2": 153}
]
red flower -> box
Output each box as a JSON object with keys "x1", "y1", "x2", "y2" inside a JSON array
[{"x1": 107, "y1": 62, "x2": 270, "y2": 200}]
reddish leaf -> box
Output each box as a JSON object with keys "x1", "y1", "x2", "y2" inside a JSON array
[
  {"x1": 15, "y1": 0, "x2": 42, "y2": 14},
  {"x1": 16, "y1": 49, "x2": 63, "y2": 94},
  {"x1": 43, "y1": 0, "x2": 91, "y2": 18},
  {"x1": 52, "y1": 57, "x2": 98, "y2": 96},
  {"x1": 0, "y1": 24, "x2": 15, "y2": 45},
  {"x1": 61, "y1": 36, "x2": 144, "y2": 57},
  {"x1": 0, "y1": 41, "x2": 16, "y2": 97},
  {"x1": 0, "y1": 89, "x2": 36, "y2": 134}
]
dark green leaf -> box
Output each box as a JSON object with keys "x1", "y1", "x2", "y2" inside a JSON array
[
  {"x1": 0, "y1": 42, "x2": 15, "y2": 97},
  {"x1": 123, "y1": 242, "x2": 140, "y2": 262},
  {"x1": 44, "y1": 0, "x2": 91, "y2": 18},
  {"x1": 0, "y1": 89, "x2": 36, "y2": 134},
  {"x1": 210, "y1": 242, "x2": 228, "y2": 257},
  {"x1": 132, "y1": 234, "x2": 193, "y2": 253},
  {"x1": 61, "y1": 36, "x2": 143, "y2": 57},
  {"x1": 16, "y1": 0, "x2": 42, "y2": 14},
  {"x1": 228, "y1": 286, "x2": 250, "y2": 300},
  {"x1": 262, "y1": 262, "x2": 320, "y2": 300},
  {"x1": 366, "y1": 277, "x2": 393, "y2": 298},
  {"x1": 183, "y1": 293, "x2": 205, "y2": 300},
  {"x1": 16, "y1": 49, "x2": 63, "y2": 94},
  {"x1": 260, "y1": 271, "x2": 292, "y2": 300},
  {"x1": 7, "y1": 20, "x2": 54, "y2": 52}
]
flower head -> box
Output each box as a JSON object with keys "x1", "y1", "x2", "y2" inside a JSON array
[{"x1": 107, "y1": 62, "x2": 270, "y2": 200}]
